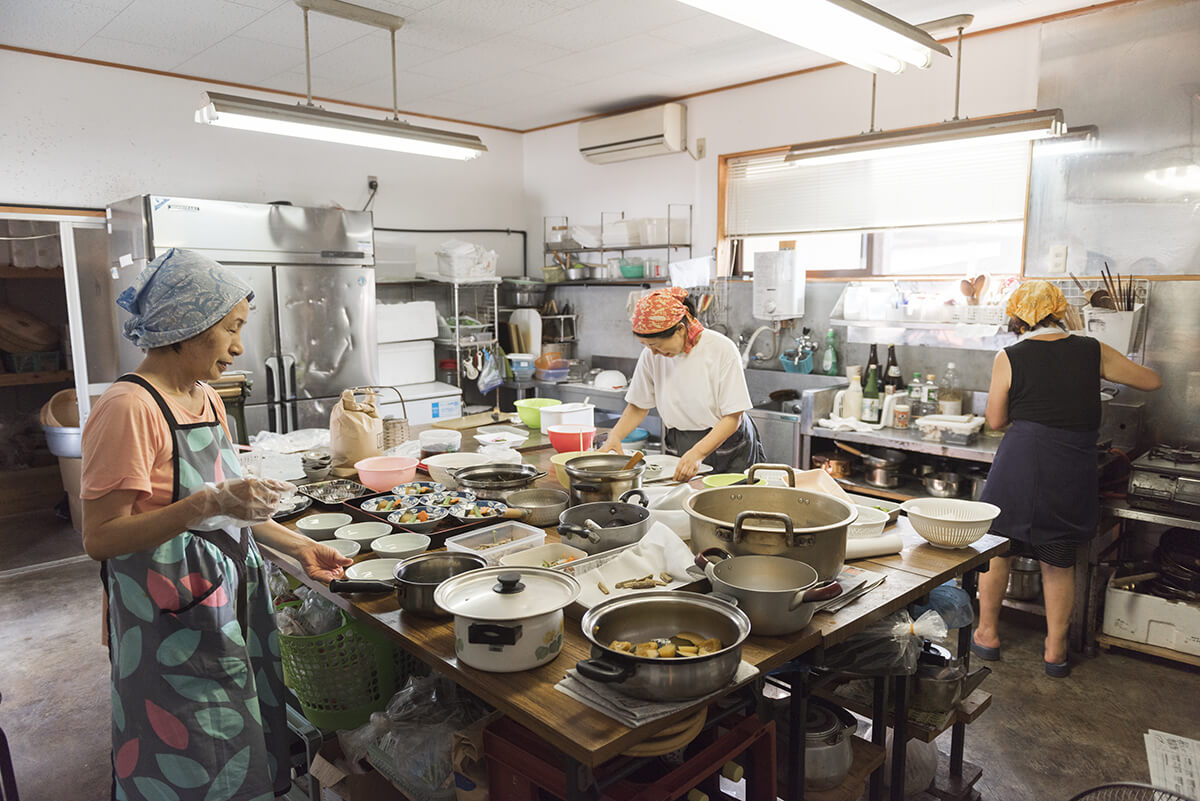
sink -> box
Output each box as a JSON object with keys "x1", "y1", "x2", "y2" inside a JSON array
[{"x1": 752, "y1": 399, "x2": 799, "y2": 413}]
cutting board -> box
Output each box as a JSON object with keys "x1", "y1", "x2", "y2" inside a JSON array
[{"x1": 432, "y1": 411, "x2": 519, "y2": 430}]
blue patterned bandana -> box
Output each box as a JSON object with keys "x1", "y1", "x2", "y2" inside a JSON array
[{"x1": 118, "y1": 248, "x2": 254, "y2": 348}]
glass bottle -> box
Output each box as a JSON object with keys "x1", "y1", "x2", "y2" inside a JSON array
[
  {"x1": 923, "y1": 372, "x2": 939, "y2": 415},
  {"x1": 860, "y1": 365, "x2": 881, "y2": 423},
  {"x1": 908, "y1": 371, "x2": 924, "y2": 414},
  {"x1": 937, "y1": 362, "x2": 963, "y2": 415},
  {"x1": 862, "y1": 344, "x2": 880, "y2": 388},
  {"x1": 884, "y1": 345, "x2": 903, "y2": 391},
  {"x1": 822, "y1": 329, "x2": 839, "y2": 376}
]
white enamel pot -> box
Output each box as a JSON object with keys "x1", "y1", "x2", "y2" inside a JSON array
[{"x1": 434, "y1": 566, "x2": 581, "y2": 672}]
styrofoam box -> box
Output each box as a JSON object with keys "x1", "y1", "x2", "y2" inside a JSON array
[
  {"x1": 379, "y1": 393, "x2": 461, "y2": 426},
  {"x1": 445, "y1": 522, "x2": 545, "y2": 566},
  {"x1": 1102, "y1": 580, "x2": 1200, "y2": 656},
  {"x1": 379, "y1": 341, "x2": 435, "y2": 386},
  {"x1": 377, "y1": 301, "x2": 438, "y2": 343}
]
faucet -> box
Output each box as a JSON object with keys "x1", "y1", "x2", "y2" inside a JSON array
[{"x1": 740, "y1": 325, "x2": 775, "y2": 368}]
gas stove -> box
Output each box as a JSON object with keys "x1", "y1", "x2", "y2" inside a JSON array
[{"x1": 1127, "y1": 445, "x2": 1200, "y2": 515}]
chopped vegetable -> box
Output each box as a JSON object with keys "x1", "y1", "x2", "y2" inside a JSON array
[{"x1": 609, "y1": 633, "x2": 721, "y2": 658}]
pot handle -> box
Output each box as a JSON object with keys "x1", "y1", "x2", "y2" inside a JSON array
[
  {"x1": 789, "y1": 579, "x2": 843, "y2": 611},
  {"x1": 329, "y1": 579, "x2": 394, "y2": 594},
  {"x1": 732, "y1": 510, "x2": 794, "y2": 545},
  {"x1": 558, "y1": 522, "x2": 601, "y2": 543},
  {"x1": 574, "y1": 483, "x2": 601, "y2": 493},
  {"x1": 468, "y1": 622, "x2": 523, "y2": 648},
  {"x1": 747, "y1": 463, "x2": 796, "y2": 487},
  {"x1": 576, "y1": 658, "x2": 636, "y2": 684},
  {"x1": 694, "y1": 546, "x2": 733, "y2": 581},
  {"x1": 619, "y1": 488, "x2": 650, "y2": 507},
  {"x1": 501, "y1": 507, "x2": 529, "y2": 520}
]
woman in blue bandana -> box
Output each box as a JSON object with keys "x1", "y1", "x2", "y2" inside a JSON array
[{"x1": 81, "y1": 248, "x2": 352, "y2": 801}]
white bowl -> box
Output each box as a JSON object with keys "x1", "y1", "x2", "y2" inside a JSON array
[
  {"x1": 296, "y1": 512, "x2": 353, "y2": 541},
  {"x1": 334, "y1": 521, "x2": 394, "y2": 549},
  {"x1": 370, "y1": 532, "x2": 431, "y2": 560},
  {"x1": 324, "y1": 538, "x2": 361, "y2": 559},
  {"x1": 848, "y1": 505, "x2": 890, "y2": 539},
  {"x1": 345, "y1": 558, "x2": 401, "y2": 582},
  {"x1": 422, "y1": 452, "x2": 491, "y2": 488}
]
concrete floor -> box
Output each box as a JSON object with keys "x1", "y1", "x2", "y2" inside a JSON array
[{"x1": 1, "y1": 516, "x2": 1197, "y2": 801}]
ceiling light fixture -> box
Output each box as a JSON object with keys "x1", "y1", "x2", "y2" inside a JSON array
[
  {"x1": 194, "y1": 0, "x2": 486, "y2": 160},
  {"x1": 674, "y1": 0, "x2": 950, "y2": 74}
]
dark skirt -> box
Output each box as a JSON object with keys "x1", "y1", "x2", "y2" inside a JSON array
[
  {"x1": 980, "y1": 419, "x2": 1099, "y2": 547},
  {"x1": 664, "y1": 412, "x2": 766, "y2": 474}
]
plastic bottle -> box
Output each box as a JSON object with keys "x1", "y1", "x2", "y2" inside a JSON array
[
  {"x1": 908, "y1": 371, "x2": 924, "y2": 415},
  {"x1": 861, "y1": 365, "x2": 881, "y2": 423},
  {"x1": 843, "y1": 369, "x2": 863, "y2": 420},
  {"x1": 822, "y1": 329, "x2": 839, "y2": 376},
  {"x1": 937, "y1": 362, "x2": 963, "y2": 415},
  {"x1": 922, "y1": 372, "x2": 939, "y2": 416}
]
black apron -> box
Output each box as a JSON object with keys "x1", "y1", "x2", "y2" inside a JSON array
[
  {"x1": 663, "y1": 412, "x2": 766, "y2": 475},
  {"x1": 980, "y1": 419, "x2": 1099, "y2": 546}
]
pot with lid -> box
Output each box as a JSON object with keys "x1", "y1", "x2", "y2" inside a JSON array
[
  {"x1": 453, "y1": 463, "x2": 546, "y2": 501},
  {"x1": 434, "y1": 566, "x2": 581, "y2": 672},
  {"x1": 804, "y1": 697, "x2": 857, "y2": 790},
  {"x1": 683, "y1": 464, "x2": 855, "y2": 581},
  {"x1": 563, "y1": 453, "x2": 646, "y2": 506}
]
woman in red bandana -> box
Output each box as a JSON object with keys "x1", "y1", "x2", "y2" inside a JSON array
[{"x1": 598, "y1": 287, "x2": 764, "y2": 481}]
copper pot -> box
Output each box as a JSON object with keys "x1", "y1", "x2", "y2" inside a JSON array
[{"x1": 824, "y1": 456, "x2": 851, "y2": 478}]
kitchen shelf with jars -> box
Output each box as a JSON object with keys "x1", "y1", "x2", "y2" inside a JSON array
[{"x1": 542, "y1": 204, "x2": 692, "y2": 285}]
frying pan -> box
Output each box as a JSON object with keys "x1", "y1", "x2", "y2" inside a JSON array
[{"x1": 835, "y1": 441, "x2": 906, "y2": 469}]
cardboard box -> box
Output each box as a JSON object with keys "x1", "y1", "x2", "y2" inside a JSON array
[
  {"x1": 309, "y1": 741, "x2": 411, "y2": 801},
  {"x1": 1102, "y1": 579, "x2": 1200, "y2": 656}
]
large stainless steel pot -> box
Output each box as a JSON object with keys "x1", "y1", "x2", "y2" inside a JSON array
[
  {"x1": 557, "y1": 491, "x2": 650, "y2": 555},
  {"x1": 563, "y1": 453, "x2": 645, "y2": 506},
  {"x1": 453, "y1": 463, "x2": 546, "y2": 501},
  {"x1": 804, "y1": 697, "x2": 856, "y2": 790},
  {"x1": 1005, "y1": 556, "x2": 1042, "y2": 600},
  {"x1": 576, "y1": 591, "x2": 751, "y2": 701},
  {"x1": 697, "y1": 549, "x2": 842, "y2": 635},
  {"x1": 328, "y1": 551, "x2": 487, "y2": 618},
  {"x1": 683, "y1": 464, "x2": 856, "y2": 581}
]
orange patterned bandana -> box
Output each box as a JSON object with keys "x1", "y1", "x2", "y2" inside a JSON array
[
  {"x1": 1006, "y1": 280, "x2": 1067, "y2": 327},
  {"x1": 631, "y1": 287, "x2": 704, "y2": 353}
]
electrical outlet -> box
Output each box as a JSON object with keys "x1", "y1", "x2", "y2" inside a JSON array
[
  {"x1": 696, "y1": 137, "x2": 706, "y2": 159},
  {"x1": 367, "y1": 175, "x2": 379, "y2": 190},
  {"x1": 1048, "y1": 244, "x2": 1068, "y2": 274}
]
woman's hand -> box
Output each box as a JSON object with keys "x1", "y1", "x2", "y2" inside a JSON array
[
  {"x1": 673, "y1": 449, "x2": 706, "y2": 482},
  {"x1": 295, "y1": 541, "x2": 353, "y2": 583},
  {"x1": 597, "y1": 438, "x2": 625, "y2": 456}
]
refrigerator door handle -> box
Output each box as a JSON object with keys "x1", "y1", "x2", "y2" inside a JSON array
[
  {"x1": 282, "y1": 354, "x2": 297, "y2": 400},
  {"x1": 264, "y1": 357, "x2": 281, "y2": 404}
]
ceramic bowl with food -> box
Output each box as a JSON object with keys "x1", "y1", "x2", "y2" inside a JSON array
[
  {"x1": 296, "y1": 512, "x2": 353, "y2": 541},
  {"x1": 427, "y1": 490, "x2": 478, "y2": 509},
  {"x1": 392, "y1": 480, "x2": 447, "y2": 498},
  {"x1": 447, "y1": 499, "x2": 508, "y2": 522},
  {"x1": 387, "y1": 504, "x2": 450, "y2": 533},
  {"x1": 360, "y1": 494, "x2": 419, "y2": 514},
  {"x1": 333, "y1": 521, "x2": 393, "y2": 549},
  {"x1": 370, "y1": 532, "x2": 432, "y2": 560}
]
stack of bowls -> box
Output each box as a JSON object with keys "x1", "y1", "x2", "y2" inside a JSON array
[{"x1": 301, "y1": 451, "x2": 332, "y2": 481}]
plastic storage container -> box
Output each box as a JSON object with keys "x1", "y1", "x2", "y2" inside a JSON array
[
  {"x1": 538, "y1": 402, "x2": 594, "y2": 433},
  {"x1": 419, "y1": 429, "x2": 462, "y2": 458},
  {"x1": 445, "y1": 521, "x2": 546, "y2": 566}
]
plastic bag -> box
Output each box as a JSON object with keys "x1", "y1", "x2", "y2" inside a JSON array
[
  {"x1": 476, "y1": 350, "x2": 502, "y2": 395},
  {"x1": 816, "y1": 609, "x2": 948, "y2": 676},
  {"x1": 249, "y1": 428, "x2": 330, "y2": 453},
  {"x1": 273, "y1": 586, "x2": 342, "y2": 636},
  {"x1": 266, "y1": 562, "x2": 295, "y2": 606},
  {"x1": 383, "y1": 439, "x2": 421, "y2": 460}
]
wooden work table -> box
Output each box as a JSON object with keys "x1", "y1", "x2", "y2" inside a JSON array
[{"x1": 265, "y1": 422, "x2": 1007, "y2": 799}]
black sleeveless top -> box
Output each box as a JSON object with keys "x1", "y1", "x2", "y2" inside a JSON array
[{"x1": 1004, "y1": 335, "x2": 1101, "y2": 432}]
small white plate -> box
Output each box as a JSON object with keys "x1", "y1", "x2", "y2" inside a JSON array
[
  {"x1": 345, "y1": 558, "x2": 401, "y2": 582},
  {"x1": 474, "y1": 429, "x2": 529, "y2": 447}
]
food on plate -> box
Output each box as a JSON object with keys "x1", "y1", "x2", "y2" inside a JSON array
[
  {"x1": 399, "y1": 483, "x2": 442, "y2": 496},
  {"x1": 609, "y1": 634, "x2": 723, "y2": 658},
  {"x1": 365, "y1": 496, "x2": 408, "y2": 512},
  {"x1": 597, "y1": 580, "x2": 610, "y2": 595},
  {"x1": 395, "y1": 508, "x2": 431, "y2": 524},
  {"x1": 453, "y1": 502, "x2": 503, "y2": 519},
  {"x1": 474, "y1": 533, "x2": 515, "y2": 550},
  {"x1": 542, "y1": 554, "x2": 579, "y2": 568}
]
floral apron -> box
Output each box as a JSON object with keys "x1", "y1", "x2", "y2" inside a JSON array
[{"x1": 104, "y1": 375, "x2": 290, "y2": 801}]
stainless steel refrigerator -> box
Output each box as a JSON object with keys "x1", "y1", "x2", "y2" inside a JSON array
[{"x1": 99, "y1": 195, "x2": 378, "y2": 436}]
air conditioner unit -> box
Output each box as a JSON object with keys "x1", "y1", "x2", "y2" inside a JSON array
[{"x1": 578, "y1": 103, "x2": 687, "y2": 164}]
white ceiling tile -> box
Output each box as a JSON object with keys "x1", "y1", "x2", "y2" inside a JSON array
[
  {"x1": 408, "y1": 35, "x2": 571, "y2": 84},
  {"x1": 95, "y1": 0, "x2": 265, "y2": 51},
  {"x1": 0, "y1": 0, "x2": 114, "y2": 53},
  {"x1": 73, "y1": 0, "x2": 142, "y2": 10},
  {"x1": 338, "y1": 71, "x2": 470, "y2": 107},
  {"x1": 224, "y1": 0, "x2": 288, "y2": 11},
  {"x1": 434, "y1": 69, "x2": 575, "y2": 107},
  {"x1": 521, "y1": 0, "x2": 699, "y2": 51},
  {"x1": 397, "y1": 96, "x2": 480, "y2": 119},
  {"x1": 72, "y1": 35, "x2": 185, "y2": 71},
  {"x1": 235, "y1": 2, "x2": 376, "y2": 52},
  {"x1": 174, "y1": 36, "x2": 306, "y2": 83},
  {"x1": 648, "y1": 12, "x2": 753, "y2": 47},
  {"x1": 524, "y1": 33, "x2": 689, "y2": 83}
]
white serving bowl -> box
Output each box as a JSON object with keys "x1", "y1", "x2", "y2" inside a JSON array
[
  {"x1": 370, "y1": 532, "x2": 432, "y2": 560},
  {"x1": 847, "y1": 505, "x2": 890, "y2": 539},
  {"x1": 296, "y1": 512, "x2": 353, "y2": 541},
  {"x1": 324, "y1": 538, "x2": 361, "y2": 559},
  {"x1": 334, "y1": 521, "x2": 394, "y2": 550},
  {"x1": 422, "y1": 452, "x2": 491, "y2": 488}
]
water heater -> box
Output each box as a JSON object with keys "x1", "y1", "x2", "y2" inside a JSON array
[{"x1": 752, "y1": 250, "x2": 805, "y2": 320}]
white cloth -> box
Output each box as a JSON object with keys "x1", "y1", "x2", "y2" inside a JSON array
[{"x1": 624, "y1": 330, "x2": 751, "y2": 431}]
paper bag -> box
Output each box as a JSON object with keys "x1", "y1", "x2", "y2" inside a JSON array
[
  {"x1": 452, "y1": 711, "x2": 503, "y2": 801},
  {"x1": 330, "y1": 389, "x2": 383, "y2": 477}
]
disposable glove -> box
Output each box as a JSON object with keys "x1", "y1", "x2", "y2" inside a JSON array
[{"x1": 190, "y1": 477, "x2": 296, "y2": 530}]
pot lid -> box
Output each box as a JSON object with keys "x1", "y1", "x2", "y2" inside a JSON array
[
  {"x1": 804, "y1": 703, "x2": 842, "y2": 739},
  {"x1": 434, "y1": 566, "x2": 580, "y2": 620}
]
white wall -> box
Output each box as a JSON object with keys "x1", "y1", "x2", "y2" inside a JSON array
[
  {"x1": 0, "y1": 50, "x2": 525, "y2": 239},
  {"x1": 521, "y1": 25, "x2": 1040, "y2": 260}
]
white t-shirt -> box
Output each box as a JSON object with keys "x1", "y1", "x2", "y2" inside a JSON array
[{"x1": 624, "y1": 329, "x2": 752, "y2": 431}]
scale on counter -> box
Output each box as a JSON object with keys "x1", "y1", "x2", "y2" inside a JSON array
[{"x1": 1127, "y1": 445, "x2": 1200, "y2": 516}]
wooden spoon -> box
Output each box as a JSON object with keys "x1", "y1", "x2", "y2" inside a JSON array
[
  {"x1": 622, "y1": 451, "x2": 645, "y2": 470},
  {"x1": 835, "y1": 441, "x2": 867, "y2": 458},
  {"x1": 1088, "y1": 289, "x2": 1116, "y2": 309}
]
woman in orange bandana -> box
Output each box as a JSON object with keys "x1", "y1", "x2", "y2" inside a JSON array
[
  {"x1": 598, "y1": 287, "x2": 764, "y2": 481},
  {"x1": 973, "y1": 280, "x2": 1160, "y2": 677}
]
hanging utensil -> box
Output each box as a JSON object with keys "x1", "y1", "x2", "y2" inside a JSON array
[{"x1": 1069, "y1": 273, "x2": 1087, "y2": 293}]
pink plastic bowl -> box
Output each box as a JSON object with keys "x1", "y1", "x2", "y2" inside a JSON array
[
  {"x1": 354, "y1": 456, "x2": 419, "y2": 492},
  {"x1": 547, "y1": 424, "x2": 596, "y2": 453}
]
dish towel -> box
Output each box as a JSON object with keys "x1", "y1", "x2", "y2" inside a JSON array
[{"x1": 555, "y1": 660, "x2": 759, "y2": 727}]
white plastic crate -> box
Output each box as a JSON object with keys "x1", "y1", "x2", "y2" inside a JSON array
[{"x1": 445, "y1": 521, "x2": 545, "y2": 566}]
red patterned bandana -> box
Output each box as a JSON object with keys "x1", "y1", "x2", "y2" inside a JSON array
[{"x1": 631, "y1": 287, "x2": 704, "y2": 353}]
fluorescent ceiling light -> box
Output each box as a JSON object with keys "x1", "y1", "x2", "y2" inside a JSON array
[
  {"x1": 785, "y1": 109, "x2": 1067, "y2": 166},
  {"x1": 675, "y1": 0, "x2": 950, "y2": 74},
  {"x1": 196, "y1": 91, "x2": 487, "y2": 160}
]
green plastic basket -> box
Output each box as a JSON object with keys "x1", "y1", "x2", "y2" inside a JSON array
[{"x1": 277, "y1": 603, "x2": 398, "y2": 731}]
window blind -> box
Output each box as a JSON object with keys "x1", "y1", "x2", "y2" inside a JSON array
[{"x1": 725, "y1": 138, "x2": 1032, "y2": 237}]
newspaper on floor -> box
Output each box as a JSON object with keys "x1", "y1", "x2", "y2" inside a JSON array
[
  {"x1": 1146, "y1": 729, "x2": 1200, "y2": 799},
  {"x1": 815, "y1": 565, "x2": 888, "y2": 614},
  {"x1": 555, "y1": 660, "x2": 758, "y2": 728}
]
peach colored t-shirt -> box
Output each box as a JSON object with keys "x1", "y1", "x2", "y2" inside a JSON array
[{"x1": 81, "y1": 377, "x2": 233, "y2": 514}]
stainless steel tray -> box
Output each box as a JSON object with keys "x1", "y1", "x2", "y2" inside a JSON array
[
  {"x1": 298, "y1": 478, "x2": 372, "y2": 507},
  {"x1": 552, "y1": 542, "x2": 705, "y2": 619}
]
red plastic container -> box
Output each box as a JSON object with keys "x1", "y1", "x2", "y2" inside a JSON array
[{"x1": 547, "y1": 424, "x2": 595, "y2": 453}]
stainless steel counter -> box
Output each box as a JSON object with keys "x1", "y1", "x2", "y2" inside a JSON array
[{"x1": 808, "y1": 425, "x2": 1002, "y2": 464}]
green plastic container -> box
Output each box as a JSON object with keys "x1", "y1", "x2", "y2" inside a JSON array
[{"x1": 513, "y1": 397, "x2": 561, "y2": 430}]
